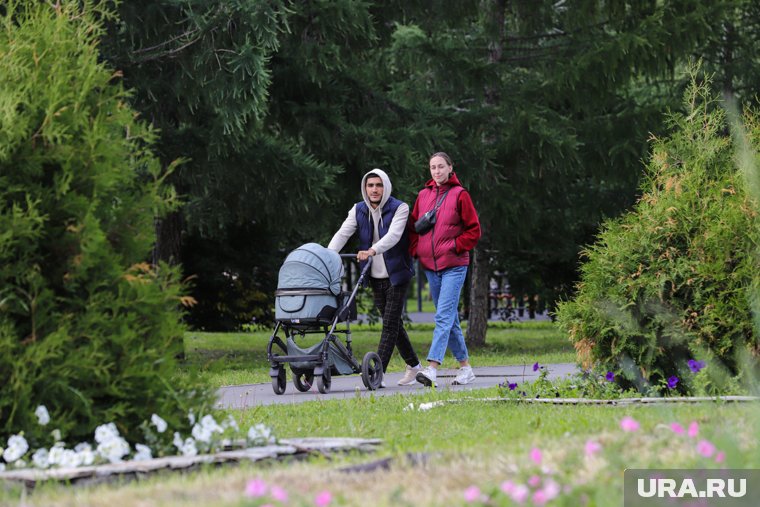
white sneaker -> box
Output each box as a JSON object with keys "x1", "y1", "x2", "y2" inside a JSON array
[
  {"x1": 452, "y1": 366, "x2": 476, "y2": 385},
  {"x1": 397, "y1": 365, "x2": 421, "y2": 386},
  {"x1": 379, "y1": 381, "x2": 386, "y2": 389},
  {"x1": 416, "y1": 366, "x2": 437, "y2": 387}
]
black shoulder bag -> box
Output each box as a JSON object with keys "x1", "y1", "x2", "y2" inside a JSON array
[{"x1": 414, "y1": 189, "x2": 451, "y2": 234}]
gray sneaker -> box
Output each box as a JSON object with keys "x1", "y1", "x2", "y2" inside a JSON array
[
  {"x1": 452, "y1": 366, "x2": 476, "y2": 385},
  {"x1": 397, "y1": 365, "x2": 421, "y2": 386},
  {"x1": 416, "y1": 366, "x2": 437, "y2": 387}
]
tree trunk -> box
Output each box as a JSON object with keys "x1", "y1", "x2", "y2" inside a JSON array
[
  {"x1": 153, "y1": 211, "x2": 183, "y2": 266},
  {"x1": 466, "y1": 233, "x2": 490, "y2": 347},
  {"x1": 465, "y1": 0, "x2": 507, "y2": 348}
]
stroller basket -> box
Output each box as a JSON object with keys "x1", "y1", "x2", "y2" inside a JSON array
[{"x1": 286, "y1": 336, "x2": 354, "y2": 375}]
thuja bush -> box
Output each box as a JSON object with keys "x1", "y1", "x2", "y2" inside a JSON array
[
  {"x1": 556, "y1": 78, "x2": 760, "y2": 395},
  {"x1": 0, "y1": 2, "x2": 212, "y2": 444}
]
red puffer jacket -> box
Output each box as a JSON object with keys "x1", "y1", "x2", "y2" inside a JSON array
[{"x1": 409, "y1": 172, "x2": 481, "y2": 272}]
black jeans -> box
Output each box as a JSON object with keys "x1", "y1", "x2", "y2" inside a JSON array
[{"x1": 369, "y1": 278, "x2": 420, "y2": 372}]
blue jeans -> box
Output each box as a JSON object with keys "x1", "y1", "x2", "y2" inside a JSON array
[{"x1": 424, "y1": 266, "x2": 469, "y2": 364}]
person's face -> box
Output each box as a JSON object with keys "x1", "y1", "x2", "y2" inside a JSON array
[
  {"x1": 429, "y1": 156, "x2": 452, "y2": 186},
  {"x1": 365, "y1": 176, "x2": 384, "y2": 206}
]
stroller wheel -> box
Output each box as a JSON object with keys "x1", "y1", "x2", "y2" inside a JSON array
[
  {"x1": 293, "y1": 370, "x2": 314, "y2": 392},
  {"x1": 361, "y1": 351, "x2": 383, "y2": 390},
  {"x1": 317, "y1": 367, "x2": 331, "y2": 394},
  {"x1": 272, "y1": 366, "x2": 286, "y2": 395}
]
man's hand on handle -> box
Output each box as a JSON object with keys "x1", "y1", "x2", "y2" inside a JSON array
[{"x1": 357, "y1": 248, "x2": 376, "y2": 261}]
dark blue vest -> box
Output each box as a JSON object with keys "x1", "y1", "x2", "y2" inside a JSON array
[{"x1": 355, "y1": 197, "x2": 414, "y2": 286}]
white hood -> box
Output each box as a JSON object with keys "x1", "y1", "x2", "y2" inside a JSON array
[{"x1": 360, "y1": 168, "x2": 392, "y2": 211}]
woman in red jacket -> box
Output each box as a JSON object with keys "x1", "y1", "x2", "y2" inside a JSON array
[{"x1": 409, "y1": 152, "x2": 481, "y2": 387}]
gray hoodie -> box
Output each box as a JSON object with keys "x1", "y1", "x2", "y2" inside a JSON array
[{"x1": 328, "y1": 168, "x2": 410, "y2": 279}]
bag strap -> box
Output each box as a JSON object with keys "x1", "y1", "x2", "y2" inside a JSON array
[{"x1": 433, "y1": 189, "x2": 451, "y2": 211}]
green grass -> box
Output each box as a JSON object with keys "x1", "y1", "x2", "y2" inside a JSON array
[
  {"x1": 179, "y1": 321, "x2": 574, "y2": 387},
  {"x1": 237, "y1": 389, "x2": 757, "y2": 457},
  {"x1": 8, "y1": 392, "x2": 758, "y2": 506}
]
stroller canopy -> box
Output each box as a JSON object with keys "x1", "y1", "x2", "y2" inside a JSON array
[{"x1": 277, "y1": 243, "x2": 343, "y2": 296}]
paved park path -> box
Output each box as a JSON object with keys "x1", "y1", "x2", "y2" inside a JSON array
[{"x1": 216, "y1": 363, "x2": 579, "y2": 409}]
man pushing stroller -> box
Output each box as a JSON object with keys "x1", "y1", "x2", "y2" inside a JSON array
[{"x1": 328, "y1": 169, "x2": 422, "y2": 386}]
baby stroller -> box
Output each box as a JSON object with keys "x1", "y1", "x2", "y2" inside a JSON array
[{"x1": 266, "y1": 243, "x2": 383, "y2": 394}]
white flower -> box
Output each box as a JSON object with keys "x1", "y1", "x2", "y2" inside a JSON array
[
  {"x1": 188, "y1": 410, "x2": 196, "y2": 425},
  {"x1": 35, "y1": 405, "x2": 50, "y2": 426},
  {"x1": 200, "y1": 415, "x2": 223, "y2": 433},
  {"x1": 191, "y1": 424, "x2": 213, "y2": 443},
  {"x1": 46, "y1": 444, "x2": 83, "y2": 468},
  {"x1": 94, "y1": 423, "x2": 120, "y2": 444},
  {"x1": 57, "y1": 449, "x2": 82, "y2": 468},
  {"x1": 133, "y1": 444, "x2": 152, "y2": 461},
  {"x1": 32, "y1": 448, "x2": 50, "y2": 469},
  {"x1": 51, "y1": 429, "x2": 62, "y2": 442},
  {"x1": 74, "y1": 443, "x2": 95, "y2": 466},
  {"x1": 151, "y1": 414, "x2": 168, "y2": 433},
  {"x1": 13, "y1": 459, "x2": 26, "y2": 469},
  {"x1": 96, "y1": 437, "x2": 130, "y2": 464},
  {"x1": 0, "y1": 463, "x2": 5, "y2": 472},
  {"x1": 173, "y1": 432, "x2": 184, "y2": 450},
  {"x1": 2, "y1": 434, "x2": 29, "y2": 463},
  {"x1": 403, "y1": 403, "x2": 415, "y2": 412},
  {"x1": 180, "y1": 438, "x2": 197, "y2": 457},
  {"x1": 47, "y1": 445, "x2": 65, "y2": 466},
  {"x1": 247, "y1": 424, "x2": 275, "y2": 445},
  {"x1": 222, "y1": 415, "x2": 239, "y2": 432}
]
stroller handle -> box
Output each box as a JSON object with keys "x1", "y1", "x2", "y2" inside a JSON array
[{"x1": 339, "y1": 253, "x2": 373, "y2": 267}]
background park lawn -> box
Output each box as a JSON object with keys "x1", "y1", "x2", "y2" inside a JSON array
[{"x1": 179, "y1": 321, "x2": 574, "y2": 387}]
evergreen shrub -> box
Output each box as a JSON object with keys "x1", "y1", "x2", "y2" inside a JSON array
[
  {"x1": 556, "y1": 78, "x2": 760, "y2": 395},
  {"x1": 0, "y1": 2, "x2": 211, "y2": 444}
]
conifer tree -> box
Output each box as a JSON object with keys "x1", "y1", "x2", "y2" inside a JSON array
[
  {"x1": 0, "y1": 2, "x2": 210, "y2": 442},
  {"x1": 556, "y1": 77, "x2": 760, "y2": 393}
]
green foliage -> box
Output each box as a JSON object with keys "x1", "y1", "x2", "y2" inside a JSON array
[
  {"x1": 0, "y1": 2, "x2": 212, "y2": 444},
  {"x1": 556, "y1": 76, "x2": 760, "y2": 394},
  {"x1": 498, "y1": 368, "x2": 639, "y2": 400}
]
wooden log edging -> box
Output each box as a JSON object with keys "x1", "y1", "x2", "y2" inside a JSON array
[
  {"x1": 509, "y1": 395, "x2": 760, "y2": 405},
  {"x1": 409, "y1": 395, "x2": 760, "y2": 410},
  {"x1": 0, "y1": 437, "x2": 382, "y2": 487}
]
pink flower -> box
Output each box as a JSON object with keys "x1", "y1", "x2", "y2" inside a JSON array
[
  {"x1": 500, "y1": 480, "x2": 515, "y2": 494},
  {"x1": 715, "y1": 451, "x2": 725, "y2": 463},
  {"x1": 270, "y1": 485, "x2": 288, "y2": 502},
  {"x1": 464, "y1": 486, "x2": 482, "y2": 503},
  {"x1": 620, "y1": 416, "x2": 640, "y2": 432},
  {"x1": 246, "y1": 478, "x2": 268, "y2": 498},
  {"x1": 510, "y1": 484, "x2": 529, "y2": 504},
  {"x1": 543, "y1": 479, "x2": 561, "y2": 500},
  {"x1": 529, "y1": 447, "x2": 543, "y2": 465},
  {"x1": 670, "y1": 423, "x2": 685, "y2": 435},
  {"x1": 315, "y1": 490, "x2": 332, "y2": 507},
  {"x1": 528, "y1": 475, "x2": 541, "y2": 488},
  {"x1": 688, "y1": 421, "x2": 699, "y2": 438},
  {"x1": 696, "y1": 440, "x2": 716, "y2": 458},
  {"x1": 533, "y1": 489, "x2": 548, "y2": 506},
  {"x1": 584, "y1": 440, "x2": 602, "y2": 456}
]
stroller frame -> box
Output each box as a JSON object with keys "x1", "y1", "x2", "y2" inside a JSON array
[{"x1": 266, "y1": 255, "x2": 383, "y2": 394}]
